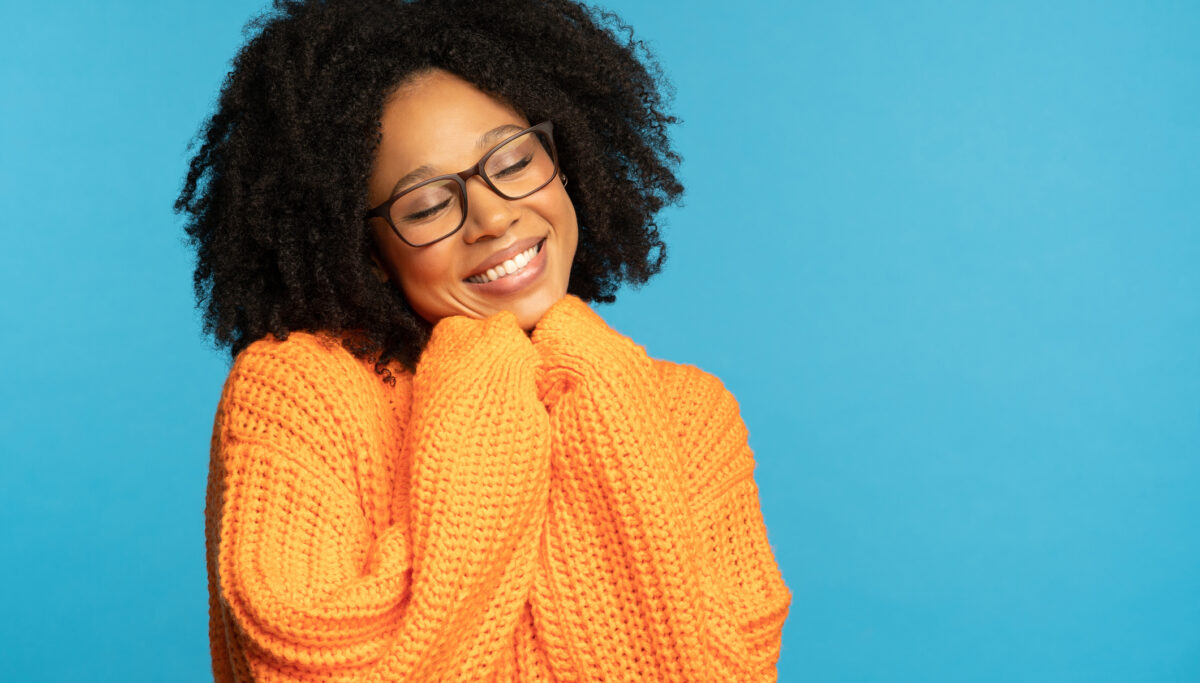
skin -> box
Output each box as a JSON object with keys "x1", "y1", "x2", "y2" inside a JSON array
[{"x1": 366, "y1": 68, "x2": 579, "y2": 331}]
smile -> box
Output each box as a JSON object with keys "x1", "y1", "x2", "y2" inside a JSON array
[
  {"x1": 465, "y1": 239, "x2": 544, "y2": 284},
  {"x1": 462, "y1": 237, "x2": 548, "y2": 296}
]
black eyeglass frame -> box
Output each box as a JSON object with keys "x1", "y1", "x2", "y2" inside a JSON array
[{"x1": 364, "y1": 121, "x2": 560, "y2": 247}]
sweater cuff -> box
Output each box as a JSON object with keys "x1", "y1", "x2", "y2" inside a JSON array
[
  {"x1": 530, "y1": 294, "x2": 604, "y2": 342},
  {"x1": 531, "y1": 294, "x2": 643, "y2": 363},
  {"x1": 419, "y1": 308, "x2": 537, "y2": 381},
  {"x1": 531, "y1": 294, "x2": 648, "y2": 399}
]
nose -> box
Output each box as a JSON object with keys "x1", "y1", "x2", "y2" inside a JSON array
[{"x1": 461, "y1": 176, "x2": 519, "y2": 243}]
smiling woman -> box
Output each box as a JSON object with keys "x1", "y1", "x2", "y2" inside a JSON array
[
  {"x1": 177, "y1": 0, "x2": 791, "y2": 680},
  {"x1": 176, "y1": 0, "x2": 683, "y2": 376},
  {"x1": 366, "y1": 71, "x2": 579, "y2": 329}
]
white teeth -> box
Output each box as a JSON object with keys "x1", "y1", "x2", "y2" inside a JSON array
[{"x1": 467, "y1": 242, "x2": 542, "y2": 284}]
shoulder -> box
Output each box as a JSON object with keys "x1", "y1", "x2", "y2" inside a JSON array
[
  {"x1": 650, "y1": 358, "x2": 746, "y2": 436},
  {"x1": 651, "y1": 357, "x2": 740, "y2": 409},
  {"x1": 228, "y1": 330, "x2": 410, "y2": 391},
  {"x1": 216, "y1": 331, "x2": 412, "y2": 444},
  {"x1": 650, "y1": 357, "x2": 757, "y2": 485}
]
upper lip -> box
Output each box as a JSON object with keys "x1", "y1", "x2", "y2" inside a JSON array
[{"x1": 464, "y1": 235, "x2": 545, "y2": 279}]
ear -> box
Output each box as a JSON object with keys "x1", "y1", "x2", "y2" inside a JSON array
[{"x1": 369, "y1": 250, "x2": 390, "y2": 283}]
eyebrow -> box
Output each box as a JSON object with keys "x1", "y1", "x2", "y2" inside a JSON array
[{"x1": 388, "y1": 124, "x2": 526, "y2": 197}]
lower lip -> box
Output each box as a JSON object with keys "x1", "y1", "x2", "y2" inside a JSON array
[{"x1": 464, "y1": 239, "x2": 548, "y2": 296}]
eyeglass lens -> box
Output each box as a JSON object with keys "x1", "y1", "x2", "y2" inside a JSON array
[{"x1": 389, "y1": 130, "x2": 556, "y2": 245}]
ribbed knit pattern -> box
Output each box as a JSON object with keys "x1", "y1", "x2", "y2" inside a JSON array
[{"x1": 205, "y1": 295, "x2": 791, "y2": 682}]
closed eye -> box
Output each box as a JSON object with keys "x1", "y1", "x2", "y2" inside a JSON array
[
  {"x1": 402, "y1": 197, "x2": 452, "y2": 222},
  {"x1": 492, "y1": 155, "x2": 533, "y2": 179}
]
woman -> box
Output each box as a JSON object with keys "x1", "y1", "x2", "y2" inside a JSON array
[{"x1": 177, "y1": 0, "x2": 792, "y2": 680}]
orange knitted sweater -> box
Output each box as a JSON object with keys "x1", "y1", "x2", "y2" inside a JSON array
[{"x1": 204, "y1": 294, "x2": 791, "y2": 682}]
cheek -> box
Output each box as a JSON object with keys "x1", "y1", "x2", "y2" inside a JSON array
[
  {"x1": 382, "y1": 245, "x2": 454, "y2": 306},
  {"x1": 399, "y1": 257, "x2": 449, "y2": 298},
  {"x1": 545, "y1": 192, "x2": 578, "y2": 241},
  {"x1": 560, "y1": 202, "x2": 579, "y2": 263}
]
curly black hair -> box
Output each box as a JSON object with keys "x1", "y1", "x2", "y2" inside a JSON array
[{"x1": 175, "y1": 0, "x2": 683, "y2": 382}]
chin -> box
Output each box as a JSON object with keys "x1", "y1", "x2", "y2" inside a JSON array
[
  {"x1": 511, "y1": 302, "x2": 550, "y2": 331},
  {"x1": 508, "y1": 289, "x2": 564, "y2": 330}
]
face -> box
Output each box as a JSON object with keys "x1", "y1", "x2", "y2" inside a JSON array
[{"x1": 366, "y1": 69, "x2": 578, "y2": 330}]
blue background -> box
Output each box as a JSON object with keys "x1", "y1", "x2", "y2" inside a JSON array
[{"x1": 2, "y1": 1, "x2": 1197, "y2": 681}]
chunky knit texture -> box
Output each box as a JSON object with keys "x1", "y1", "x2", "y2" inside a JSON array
[{"x1": 205, "y1": 294, "x2": 791, "y2": 682}]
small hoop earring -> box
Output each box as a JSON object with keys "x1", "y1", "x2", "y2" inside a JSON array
[{"x1": 560, "y1": 172, "x2": 569, "y2": 188}]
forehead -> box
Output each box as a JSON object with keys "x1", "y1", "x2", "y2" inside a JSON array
[{"x1": 377, "y1": 70, "x2": 529, "y2": 163}]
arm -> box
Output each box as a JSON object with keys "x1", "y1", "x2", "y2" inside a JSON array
[
  {"x1": 528, "y1": 295, "x2": 792, "y2": 682},
  {"x1": 206, "y1": 311, "x2": 550, "y2": 682}
]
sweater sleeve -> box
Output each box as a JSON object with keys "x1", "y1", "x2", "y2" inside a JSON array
[
  {"x1": 528, "y1": 295, "x2": 792, "y2": 682},
  {"x1": 206, "y1": 311, "x2": 550, "y2": 682}
]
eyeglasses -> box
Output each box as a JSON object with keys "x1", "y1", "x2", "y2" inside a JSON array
[{"x1": 365, "y1": 121, "x2": 561, "y2": 247}]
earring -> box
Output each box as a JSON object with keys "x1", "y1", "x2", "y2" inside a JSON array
[{"x1": 560, "y1": 172, "x2": 569, "y2": 188}]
